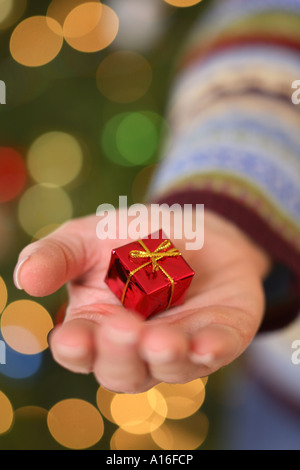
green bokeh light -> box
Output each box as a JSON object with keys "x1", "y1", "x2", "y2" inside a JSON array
[
  {"x1": 101, "y1": 111, "x2": 167, "y2": 167},
  {"x1": 116, "y1": 112, "x2": 158, "y2": 164}
]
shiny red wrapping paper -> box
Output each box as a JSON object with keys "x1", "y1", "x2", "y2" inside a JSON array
[{"x1": 105, "y1": 230, "x2": 195, "y2": 319}]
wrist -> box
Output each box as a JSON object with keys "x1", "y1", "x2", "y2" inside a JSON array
[{"x1": 204, "y1": 209, "x2": 272, "y2": 280}]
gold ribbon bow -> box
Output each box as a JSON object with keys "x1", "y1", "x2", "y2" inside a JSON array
[{"x1": 121, "y1": 239, "x2": 181, "y2": 310}]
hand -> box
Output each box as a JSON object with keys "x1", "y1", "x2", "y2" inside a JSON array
[{"x1": 14, "y1": 208, "x2": 271, "y2": 393}]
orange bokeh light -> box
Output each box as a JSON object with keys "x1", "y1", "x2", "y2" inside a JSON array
[
  {"x1": 10, "y1": 16, "x2": 63, "y2": 67},
  {"x1": 63, "y1": 3, "x2": 119, "y2": 52},
  {"x1": 48, "y1": 399, "x2": 104, "y2": 449},
  {"x1": 1, "y1": 300, "x2": 54, "y2": 355},
  {"x1": 47, "y1": 0, "x2": 95, "y2": 26},
  {"x1": 164, "y1": 0, "x2": 203, "y2": 7},
  {"x1": 0, "y1": 391, "x2": 14, "y2": 434}
]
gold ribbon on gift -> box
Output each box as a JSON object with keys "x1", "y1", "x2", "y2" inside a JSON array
[{"x1": 121, "y1": 239, "x2": 181, "y2": 310}]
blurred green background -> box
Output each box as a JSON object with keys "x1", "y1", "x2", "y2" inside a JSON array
[{"x1": 0, "y1": 0, "x2": 236, "y2": 450}]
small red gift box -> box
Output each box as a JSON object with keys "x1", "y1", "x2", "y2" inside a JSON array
[{"x1": 105, "y1": 230, "x2": 195, "y2": 319}]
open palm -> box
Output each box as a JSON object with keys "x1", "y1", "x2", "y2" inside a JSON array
[{"x1": 14, "y1": 208, "x2": 270, "y2": 393}]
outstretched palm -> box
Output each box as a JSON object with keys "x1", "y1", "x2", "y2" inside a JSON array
[{"x1": 15, "y1": 208, "x2": 270, "y2": 393}]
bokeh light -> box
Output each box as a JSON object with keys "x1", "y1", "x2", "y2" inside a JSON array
[
  {"x1": 0, "y1": 0, "x2": 27, "y2": 31},
  {"x1": 116, "y1": 113, "x2": 158, "y2": 164},
  {"x1": 0, "y1": 0, "x2": 14, "y2": 26},
  {"x1": 151, "y1": 412, "x2": 209, "y2": 450},
  {"x1": 0, "y1": 331, "x2": 42, "y2": 379},
  {"x1": 110, "y1": 389, "x2": 167, "y2": 435},
  {"x1": 0, "y1": 300, "x2": 54, "y2": 355},
  {"x1": 102, "y1": 111, "x2": 166, "y2": 167},
  {"x1": 110, "y1": 428, "x2": 161, "y2": 450},
  {"x1": 0, "y1": 277, "x2": 8, "y2": 315},
  {"x1": 47, "y1": 399, "x2": 104, "y2": 449},
  {"x1": 0, "y1": 148, "x2": 27, "y2": 203},
  {"x1": 96, "y1": 386, "x2": 116, "y2": 423},
  {"x1": 31, "y1": 224, "x2": 61, "y2": 242},
  {"x1": 96, "y1": 51, "x2": 152, "y2": 103},
  {"x1": 154, "y1": 380, "x2": 206, "y2": 419},
  {"x1": 18, "y1": 184, "x2": 73, "y2": 236},
  {"x1": 13, "y1": 407, "x2": 51, "y2": 450},
  {"x1": 110, "y1": 0, "x2": 166, "y2": 52},
  {"x1": 63, "y1": 3, "x2": 119, "y2": 53},
  {"x1": 163, "y1": 0, "x2": 203, "y2": 7},
  {"x1": 10, "y1": 16, "x2": 63, "y2": 67},
  {"x1": 47, "y1": 0, "x2": 94, "y2": 26},
  {"x1": 0, "y1": 391, "x2": 14, "y2": 434},
  {"x1": 27, "y1": 131, "x2": 83, "y2": 187}
]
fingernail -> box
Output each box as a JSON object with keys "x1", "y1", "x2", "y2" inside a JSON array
[
  {"x1": 13, "y1": 256, "x2": 30, "y2": 290},
  {"x1": 103, "y1": 325, "x2": 138, "y2": 345},
  {"x1": 142, "y1": 348, "x2": 175, "y2": 364},
  {"x1": 190, "y1": 352, "x2": 214, "y2": 366}
]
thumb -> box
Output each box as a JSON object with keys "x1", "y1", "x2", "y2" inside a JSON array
[{"x1": 13, "y1": 217, "x2": 99, "y2": 297}]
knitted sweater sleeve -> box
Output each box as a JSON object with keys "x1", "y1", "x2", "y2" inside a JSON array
[{"x1": 148, "y1": 0, "x2": 300, "y2": 330}]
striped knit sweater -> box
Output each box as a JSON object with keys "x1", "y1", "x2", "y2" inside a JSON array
[{"x1": 149, "y1": 0, "x2": 300, "y2": 331}]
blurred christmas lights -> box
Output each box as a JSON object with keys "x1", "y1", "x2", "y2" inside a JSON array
[
  {"x1": 0, "y1": 300, "x2": 54, "y2": 355},
  {"x1": 0, "y1": 277, "x2": 8, "y2": 315},
  {"x1": 27, "y1": 132, "x2": 83, "y2": 187},
  {"x1": 163, "y1": 0, "x2": 203, "y2": 7},
  {"x1": 0, "y1": 391, "x2": 14, "y2": 435},
  {"x1": 110, "y1": 428, "x2": 161, "y2": 450},
  {"x1": 151, "y1": 412, "x2": 209, "y2": 450},
  {"x1": 18, "y1": 184, "x2": 73, "y2": 236},
  {"x1": 96, "y1": 51, "x2": 152, "y2": 104},
  {"x1": 110, "y1": 390, "x2": 167, "y2": 435},
  {"x1": 10, "y1": 16, "x2": 63, "y2": 67},
  {"x1": 47, "y1": 0, "x2": 94, "y2": 26},
  {"x1": 0, "y1": 148, "x2": 27, "y2": 203},
  {"x1": 0, "y1": 0, "x2": 27, "y2": 31},
  {"x1": 47, "y1": 399, "x2": 104, "y2": 449},
  {"x1": 63, "y1": 3, "x2": 119, "y2": 53}
]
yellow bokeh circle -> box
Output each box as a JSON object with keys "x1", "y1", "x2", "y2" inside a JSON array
[
  {"x1": 0, "y1": 391, "x2": 14, "y2": 434},
  {"x1": 18, "y1": 184, "x2": 73, "y2": 237},
  {"x1": 151, "y1": 412, "x2": 209, "y2": 450},
  {"x1": 0, "y1": 300, "x2": 54, "y2": 355},
  {"x1": 96, "y1": 386, "x2": 116, "y2": 423},
  {"x1": 47, "y1": 399, "x2": 104, "y2": 449},
  {"x1": 0, "y1": 276, "x2": 8, "y2": 315},
  {"x1": 154, "y1": 380, "x2": 206, "y2": 420},
  {"x1": 110, "y1": 428, "x2": 161, "y2": 451},
  {"x1": 0, "y1": 0, "x2": 27, "y2": 31},
  {"x1": 111, "y1": 390, "x2": 167, "y2": 435},
  {"x1": 27, "y1": 132, "x2": 83, "y2": 187},
  {"x1": 10, "y1": 16, "x2": 63, "y2": 67}
]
